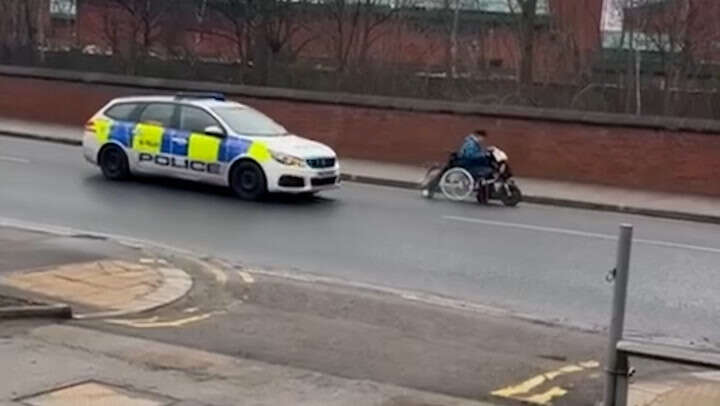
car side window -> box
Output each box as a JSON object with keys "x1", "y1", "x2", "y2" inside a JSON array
[
  {"x1": 179, "y1": 106, "x2": 222, "y2": 135},
  {"x1": 138, "y1": 103, "x2": 176, "y2": 127},
  {"x1": 105, "y1": 103, "x2": 140, "y2": 121}
]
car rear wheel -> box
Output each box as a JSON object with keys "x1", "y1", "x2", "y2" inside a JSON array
[
  {"x1": 230, "y1": 161, "x2": 267, "y2": 200},
  {"x1": 99, "y1": 145, "x2": 130, "y2": 181}
]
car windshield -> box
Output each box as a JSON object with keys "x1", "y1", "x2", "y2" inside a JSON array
[{"x1": 212, "y1": 106, "x2": 287, "y2": 136}]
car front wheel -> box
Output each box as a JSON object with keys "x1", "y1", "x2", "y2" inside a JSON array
[{"x1": 230, "y1": 161, "x2": 267, "y2": 200}]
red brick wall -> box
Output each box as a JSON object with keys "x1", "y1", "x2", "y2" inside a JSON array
[
  {"x1": 2, "y1": 74, "x2": 720, "y2": 195},
  {"x1": 43, "y1": 0, "x2": 604, "y2": 81}
]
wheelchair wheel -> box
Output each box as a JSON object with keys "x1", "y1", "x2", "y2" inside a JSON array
[{"x1": 439, "y1": 167, "x2": 474, "y2": 201}]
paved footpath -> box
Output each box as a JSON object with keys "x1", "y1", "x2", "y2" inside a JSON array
[
  {"x1": 628, "y1": 371, "x2": 720, "y2": 406},
  {"x1": 0, "y1": 226, "x2": 191, "y2": 319},
  {"x1": 0, "y1": 323, "x2": 492, "y2": 406}
]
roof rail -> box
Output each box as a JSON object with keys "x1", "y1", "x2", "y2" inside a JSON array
[{"x1": 174, "y1": 92, "x2": 226, "y2": 101}]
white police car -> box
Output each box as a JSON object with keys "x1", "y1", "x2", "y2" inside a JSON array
[{"x1": 82, "y1": 93, "x2": 340, "y2": 199}]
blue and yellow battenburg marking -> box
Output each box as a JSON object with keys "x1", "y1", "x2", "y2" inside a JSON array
[{"x1": 91, "y1": 118, "x2": 270, "y2": 166}]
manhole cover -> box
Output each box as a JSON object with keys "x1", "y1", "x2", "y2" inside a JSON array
[{"x1": 19, "y1": 381, "x2": 173, "y2": 406}]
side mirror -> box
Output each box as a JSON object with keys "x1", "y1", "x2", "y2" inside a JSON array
[{"x1": 204, "y1": 125, "x2": 225, "y2": 137}]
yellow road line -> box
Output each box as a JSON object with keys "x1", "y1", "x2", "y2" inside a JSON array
[
  {"x1": 544, "y1": 364, "x2": 583, "y2": 380},
  {"x1": 579, "y1": 360, "x2": 600, "y2": 368},
  {"x1": 491, "y1": 360, "x2": 599, "y2": 404},
  {"x1": 492, "y1": 375, "x2": 547, "y2": 397},
  {"x1": 516, "y1": 386, "x2": 568, "y2": 405},
  {"x1": 237, "y1": 271, "x2": 255, "y2": 284}
]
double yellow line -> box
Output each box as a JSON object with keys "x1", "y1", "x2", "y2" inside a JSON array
[{"x1": 491, "y1": 361, "x2": 599, "y2": 405}]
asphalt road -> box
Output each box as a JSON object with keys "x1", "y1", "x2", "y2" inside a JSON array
[{"x1": 2, "y1": 135, "x2": 720, "y2": 346}]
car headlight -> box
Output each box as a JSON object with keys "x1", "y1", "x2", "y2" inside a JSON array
[{"x1": 270, "y1": 150, "x2": 306, "y2": 168}]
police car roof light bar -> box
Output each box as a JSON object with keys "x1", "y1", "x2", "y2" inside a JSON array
[{"x1": 174, "y1": 92, "x2": 226, "y2": 101}]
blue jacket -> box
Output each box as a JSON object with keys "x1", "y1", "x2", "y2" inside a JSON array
[
  {"x1": 459, "y1": 135, "x2": 488, "y2": 161},
  {"x1": 458, "y1": 135, "x2": 492, "y2": 177}
]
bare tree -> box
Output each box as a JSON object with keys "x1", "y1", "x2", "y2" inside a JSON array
[
  {"x1": 198, "y1": 0, "x2": 253, "y2": 71},
  {"x1": 0, "y1": 0, "x2": 44, "y2": 63},
  {"x1": 627, "y1": 0, "x2": 720, "y2": 115},
  {"x1": 323, "y1": 0, "x2": 399, "y2": 73},
  {"x1": 508, "y1": 0, "x2": 538, "y2": 87},
  {"x1": 95, "y1": 0, "x2": 177, "y2": 70},
  {"x1": 198, "y1": 0, "x2": 314, "y2": 85}
]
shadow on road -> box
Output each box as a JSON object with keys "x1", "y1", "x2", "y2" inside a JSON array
[{"x1": 80, "y1": 174, "x2": 337, "y2": 207}]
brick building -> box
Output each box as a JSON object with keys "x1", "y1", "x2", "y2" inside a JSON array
[{"x1": 38, "y1": 0, "x2": 604, "y2": 83}]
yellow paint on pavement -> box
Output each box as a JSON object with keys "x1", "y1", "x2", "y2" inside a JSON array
[
  {"x1": 237, "y1": 271, "x2": 255, "y2": 284},
  {"x1": 544, "y1": 364, "x2": 583, "y2": 380},
  {"x1": 517, "y1": 386, "x2": 568, "y2": 405},
  {"x1": 492, "y1": 375, "x2": 547, "y2": 397},
  {"x1": 580, "y1": 360, "x2": 600, "y2": 368},
  {"x1": 491, "y1": 360, "x2": 599, "y2": 405}
]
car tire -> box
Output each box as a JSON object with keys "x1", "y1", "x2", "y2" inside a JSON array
[
  {"x1": 99, "y1": 145, "x2": 130, "y2": 181},
  {"x1": 230, "y1": 161, "x2": 267, "y2": 200}
]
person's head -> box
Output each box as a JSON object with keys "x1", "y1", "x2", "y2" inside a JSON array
[{"x1": 469, "y1": 130, "x2": 487, "y2": 145}]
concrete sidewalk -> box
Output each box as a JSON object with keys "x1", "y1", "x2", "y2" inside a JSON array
[
  {"x1": 0, "y1": 226, "x2": 192, "y2": 319},
  {"x1": 2, "y1": 117, "x2": 720, "y2": 224},
  {"x1": 0, "y1": 324, "x2": 494, "y2": 406},
  {"x1": 630, "y1": 372, "x2": 720, "y2": 406}
]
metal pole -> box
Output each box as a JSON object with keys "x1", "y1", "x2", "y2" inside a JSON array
[
  {"x1": 615, "y1": 352, "x2": 629, "y2": 406},
  {"x1": 603, "y1": 224, "x2": 633, "y2": 406}
]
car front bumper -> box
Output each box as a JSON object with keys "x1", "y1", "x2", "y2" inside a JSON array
[{"x1": 265, "y1": 163, "x2": 341, "y2": 193}]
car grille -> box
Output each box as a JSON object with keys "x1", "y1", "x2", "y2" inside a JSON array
[
  {"x1": 306, "y1": 158, "x2": 336, "y2": 169},
  {"x1": 279, "y1": 175, "x2": 305, "y2": 188},
  {"x1": 311, "y1": 177, "x2": 337, "y2": 186}
]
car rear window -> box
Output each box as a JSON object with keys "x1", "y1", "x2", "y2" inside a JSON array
[{"x1": 105, "y1": 103, "x2": 140, "y2": 121}]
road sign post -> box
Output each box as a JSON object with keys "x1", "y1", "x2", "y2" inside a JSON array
[{"x1": 604, "y1": 224, "x2": 633, "y2": 406}]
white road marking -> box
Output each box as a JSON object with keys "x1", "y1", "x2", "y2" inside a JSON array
[
  {"x1": 105, "y1": 313, "x2": 214, "y2": 328},
  {"x1": 0, "y1": 155, "x2": 30, "y2": 164},
  {"x1": 444, "y1": 215, "x2": 720, "y2": 254},
  {"x1": 237, "y1": 271, "x2": 255, "y2": 284}
]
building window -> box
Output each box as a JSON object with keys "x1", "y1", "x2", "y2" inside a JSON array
[{"x1": 49, "y1": 0, "x2": 77, "y2": 20}]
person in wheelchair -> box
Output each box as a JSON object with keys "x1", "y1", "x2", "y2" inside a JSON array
[
  {"x1": 456, "y1": 130, "x2": 494, "y2": 203},
  {"x1": 457, "y1": 130, "x2": 493, "y2": 181}
]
